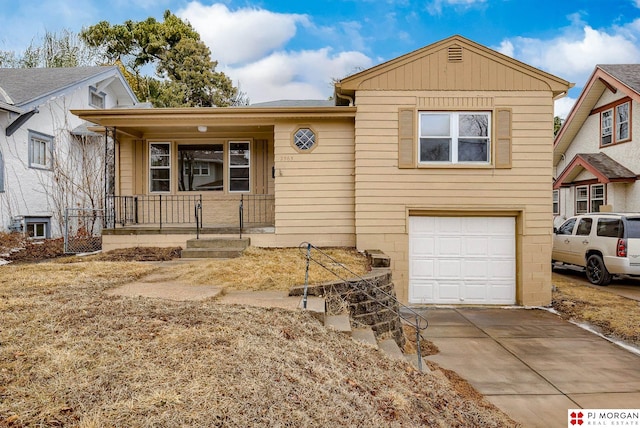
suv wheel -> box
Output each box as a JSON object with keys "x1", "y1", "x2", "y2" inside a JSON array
[{"x1": 585, "y1": 254, "x2": 611, "y2": 286}]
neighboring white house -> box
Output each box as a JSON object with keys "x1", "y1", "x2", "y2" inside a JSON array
[
  {"x1": 553, "y1": 64, "x2": 640, "y2": 226},
  {"x1": 0, "y1": 66, "x2": 138, "y2": 238}
]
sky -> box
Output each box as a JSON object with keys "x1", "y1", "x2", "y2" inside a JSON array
[{"x1": 1, "y1": 0, "x2": 640, "y2": 117}]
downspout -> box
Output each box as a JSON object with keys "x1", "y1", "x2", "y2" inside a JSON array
[{"x1": 335, "y1": 92, "x2": 355, "y2": 106}]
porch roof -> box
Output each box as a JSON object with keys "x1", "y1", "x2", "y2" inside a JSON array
[
  {"x1": 71, "y1": 105, "x2": 356, "y2": 139},
  {"x1": 553, "y1": 152, "x2": 637, "y2": 189}
]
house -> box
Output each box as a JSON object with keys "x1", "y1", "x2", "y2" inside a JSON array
[
  {"x1": 553, "y1": 65, "x2": 640, "y2": 224},
  {"x1": 0, "y1": 66, "x2": 139, "y2": 239},
  {"x1": 72, "y1": 35, "x2": 571, "y2": 306}
]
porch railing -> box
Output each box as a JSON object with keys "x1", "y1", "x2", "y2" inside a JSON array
[
  {"x1": 105, "y1": 194, "x2": 274, "y2": 236},
  {"x1": 106, "y1": 195, "x2": 203, "y2": 229}
]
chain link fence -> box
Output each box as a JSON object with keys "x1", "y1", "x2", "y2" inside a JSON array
[{"x1": 64, "y1": 208, "x2": 104, "y2": 254}]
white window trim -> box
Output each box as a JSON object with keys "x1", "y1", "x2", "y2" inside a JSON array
[
  {"x1": 149, "y1": 142, "x2": 171, "y2": 193},
  {"x1": 89, "y1": 86, "x2": 106, "y2": 109},
  {"x1": 552, "y1": 189, "x2": 560, "y2": 215},
  {"x1": 575, "y1": 185, "x2": 589, "y2": 214},
  {"x1": 229, "y1": 141, "x2": 250, "y2": 193},
  {"x1": 590, "y1": 184, "x2": 606, "y2": 212},
  {"x1": 601, "y1": 109, "x2": 613, "y2": 146},
  {"x1": 28, "y1": 130, "x2": 53, "y2": 170},
  {"x1": 418, "y1": 111, "x2": 491, "y2": 164}
]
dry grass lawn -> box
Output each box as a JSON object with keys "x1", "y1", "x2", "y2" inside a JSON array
[
  {"x1": 552, "y1": 271, "x2": 640, "y2": 347},
  {"x1": 0, "y1": 248, "x2": 517, "y2": 427}
]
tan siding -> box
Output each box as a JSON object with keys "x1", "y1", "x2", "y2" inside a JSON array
[
  {"x1": 352, "y1": 89, "x2": 555, "y2": 305},
  {"x1": 357, "y1": 46, "x2": 551, "y2": 92},
  {"x1": 274, "y1": 119, "x2": 355, "y2": 237}
]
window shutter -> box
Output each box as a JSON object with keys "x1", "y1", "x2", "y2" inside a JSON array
[
  {"x1": 398, "y1": 108, "x2": 415, "y2": 168},
  {"x1": 495, "y1": 108, "x2": 512, "y2": 169}
]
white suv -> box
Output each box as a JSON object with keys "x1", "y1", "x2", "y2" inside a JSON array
[{"x1": 552, "y1": 213, "x2": 640, "y2": 285}]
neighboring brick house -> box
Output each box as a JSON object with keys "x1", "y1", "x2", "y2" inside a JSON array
[
  {"x1": 74, "y1": 35, "x2": 571, "y2": 306},
  {"x1": 554, "y1": 65, "x2": 640, "y2": 226},
  {"x1": 0, "y1": 66, "x2": 138, "y2": 238}
]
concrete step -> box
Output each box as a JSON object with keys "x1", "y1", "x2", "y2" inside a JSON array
[
  {"x1": 378, "y1": 338, "x2": 404, "y2": 360},
  {"x1": 186, "y1": 237, "x2": 250, "y2": 250},
  {"x1": 180, "y1": 248, "x2": 244, "y2": 259},
  {"x1": 299, "y1": 296, "x2": 325, "y2": 323},
  {"x1": 325, "y1": 313, "x2": 352, "y2": 336},
  {"x1": 351, "y1": 327, "x2": 377, "y2": 347}
]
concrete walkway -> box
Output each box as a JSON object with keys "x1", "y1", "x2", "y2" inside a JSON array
[{"x1": 416, "y1": 307, "x2": 640, "y2": 428}]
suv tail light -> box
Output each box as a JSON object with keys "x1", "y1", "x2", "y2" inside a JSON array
[{"x1": 617, "y1": 238, "x2": 627, "y2": 257}]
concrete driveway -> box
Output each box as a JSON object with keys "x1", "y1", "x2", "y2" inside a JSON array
[{"x1": 412, "y1": 307, "x2": 640, "y2": 428}]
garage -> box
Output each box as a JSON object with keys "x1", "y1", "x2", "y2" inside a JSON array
[{"x1": 409, "y1": 216, "x2": 516, "y2": 305}]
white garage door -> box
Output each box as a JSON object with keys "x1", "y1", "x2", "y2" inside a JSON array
[{"x1": 409, "y1": 216, "x2": 516, "y2": 305}]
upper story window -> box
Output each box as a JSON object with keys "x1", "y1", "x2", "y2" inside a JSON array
[
  {"x1": 28, "y1": 130, "x2": 53, "y2": 170},
  {"x1": 89, "y1": 86, "x2": 106, "y2": 108},
  {"x1": 149, "y1": 143, "x2": 171, "y2": 192},
  {"x1": 601, "y1": 100, "x2": 631, "y2": 147},
  {"x1": 419, "y1": 112, "x2": 490, "y2": 164}
]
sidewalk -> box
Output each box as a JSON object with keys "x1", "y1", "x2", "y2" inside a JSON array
[{"x1": 416, "y1": 307, "x2": 640, "y2": 428}]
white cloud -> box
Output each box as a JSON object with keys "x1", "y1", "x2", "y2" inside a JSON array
[
  {"x1": 227, "y1": 48, "x2": 372, "y2": 104},
  {"x1": 178, "y1": 2, "x2": 309, "y2": 65},
  {"x1": 497, "y1": 25, "x2": 640, "y2": 89},
  {"x1": 495, "y1": 40, "x2": 514, "y2": 57},
  {"x1": 554, "y1": 96, "x2": 577, "y2": 120},
  {"x1": 178, "y1": 2, "x2": 373, "y2": 104}
]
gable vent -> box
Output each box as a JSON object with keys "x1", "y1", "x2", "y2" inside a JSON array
[{"x1": 448, "y1": 45, "x2": 463, "y2": 62}]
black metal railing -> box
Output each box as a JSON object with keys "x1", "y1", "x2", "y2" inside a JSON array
[
  {"x1": 106, "y1": 195, "x2": 203, "y2": 230},
  {"x1": 240, "y1": 194, "x2": 275, "y2": 238},
  {"x1": 299, "y1": 242, "x2": 429, "y2": 372}
]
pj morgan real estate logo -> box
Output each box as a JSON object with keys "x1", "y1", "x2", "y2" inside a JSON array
[{"x1": 568, "y1": 409, "x2": 640, "y2": 427}]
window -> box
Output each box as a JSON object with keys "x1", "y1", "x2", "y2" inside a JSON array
[
  {"x1": 575, "y1": 186, "x2": 588, "y2": 214},
  {"x1": 552, "y1": 190, "x2": 559, "y2": 215},
  {"x1": 229, "y1": 141, "x2": 250, "y2": 192},
  {"x1": 149, "y1": 143, "x2": 171, "y2": 192},
  {"x1": 597, "y1": 218, "x2": 621, "y2": 238},
  {"x1": 178, "y1": 144, "x2": 223, "y2": 191},
  {"x1": 591, "y1": 184, "x2": 605, "y2": 213},
  {"x1": 24, "y1": 217, "x2": 50, "y2": 239},
  {"x1": 293, "y1": 128, "x2": 316, "y2": 151},
  {"x1": 601, "y1": 100, "x2": 631, "y2": 146},
  {"x1": 89, "y1": 86, "x2": 105, "y2": 108},
  {"x1": 616, "y1": 102, "x2": 630, "y2": 141},
  {"x1": 575, "y1": 184, "x2": 606, "y2": 214},
  {"x1": 557, "y1": 218, "x2": 576, "y2": 235},
  {"x1": 29, "y1": 131, "x2": 53, "y2": 170},
  {"x1": 419, "y1": 112, "x2": 490, "y2": 164},
  {"x1": 576, "y1": 218, "x2": 593, "y2": 236}
]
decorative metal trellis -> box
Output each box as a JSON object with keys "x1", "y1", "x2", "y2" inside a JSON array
[{"x1": 64, "y1": 208, "x2": 104, "y2": 254}]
